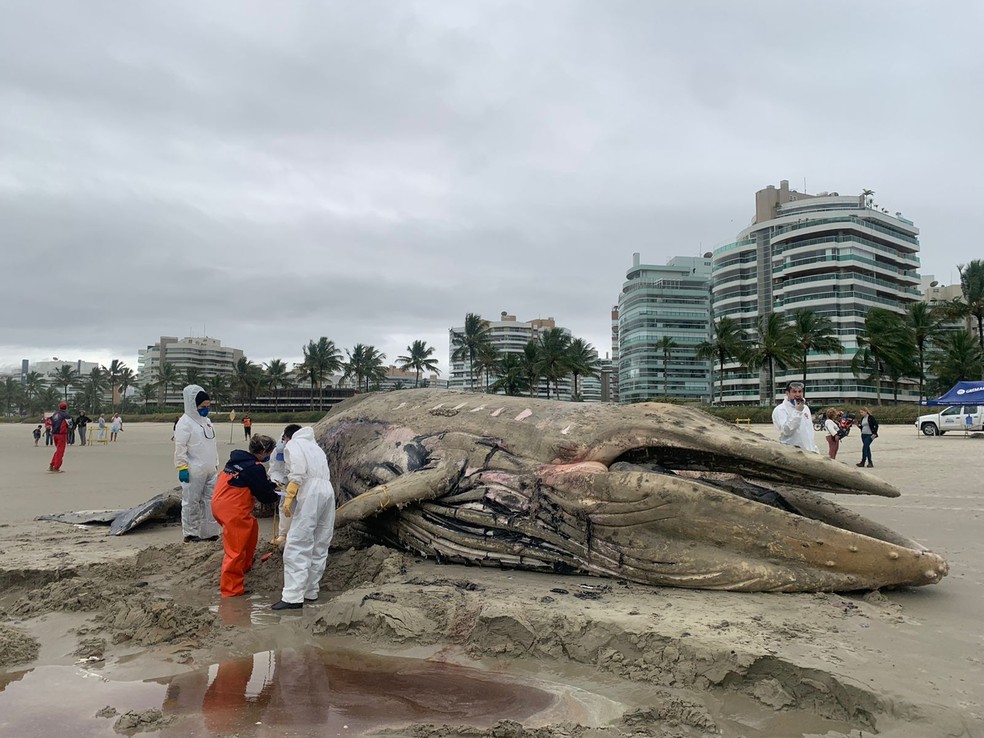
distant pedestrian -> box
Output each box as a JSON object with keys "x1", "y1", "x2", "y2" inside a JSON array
[
  {"x1": 33, "y1": 425, "x2": 42, "y2": 446},
  {"x1": 44, "y1": 416, "x2": 53, "y2": 446},
  {"x1": 856, "y1": 408, "x2": 879, "y2": 468},
  {"x1": 110, "y1": 413, "x2": 123, "y2": 441},
  {"x1": 823, "y1": 408, "x2": 841, "y2": 459},
  {"x1": 75, "y1": 411, "x2": 90, "y2": 446},
  {"x1": 48, "y1": 401, "x2": 71, "y2": 472},
  {"x1": 67, "y1": 415, "x2": 76, "y2": 445},
  {"x1": 242, "y1": 415, "x2": 252, "y2": 441},
  {"x1": 171, "y1": 415, "x2": 180, "y2": 441}
]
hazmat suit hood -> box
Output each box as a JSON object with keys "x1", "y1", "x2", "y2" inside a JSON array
[
  {"x1": 291, "y1": 426, "x2": 316, "y2": 443},
  {"x1": 182, "y1": 384, "x2": 210, "y2": 427}
]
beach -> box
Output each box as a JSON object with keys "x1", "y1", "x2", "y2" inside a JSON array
[{"x1": 0, "y1": 420, "x2": 981, "y2": 737}]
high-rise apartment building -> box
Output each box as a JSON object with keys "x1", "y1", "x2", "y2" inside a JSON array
[
  {"x1": 138, "y1": 336, "x2": 244, "y2": 403},
  {"x1": 448, "y1": 312, "x2": 578, "y2": 398},
  {"x1": 711, "y1": 181, "x2": 921, "y2": 404},
  {"x1": 617, "y1": 253, "x2": 712, "y2": 403}
]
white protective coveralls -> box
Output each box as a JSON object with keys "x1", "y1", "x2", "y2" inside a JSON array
[
  {"x1": 771, "y1": 398, "x2": 819, "y2": 453},
  {"x1": 281, "y1": 426, "x2": 335, "y2": 603},
  {"x1": 174, "y1": 384, "x2": 220, "y2": 539},
  {"x1": 269, "y1": 437, "x2": 291, "y2": 539}
]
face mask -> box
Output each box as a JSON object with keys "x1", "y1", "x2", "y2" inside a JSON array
[
  {"x1": 261, "y1": 455, "x2": 271, "y2": 463},
  {"x1": 198, "y1": 407, "x2": 210, "y2": 417}
]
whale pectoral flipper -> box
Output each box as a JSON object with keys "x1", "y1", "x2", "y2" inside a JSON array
[{"x1": 335, "y1": 456, "x2": 466, "y2": 528}]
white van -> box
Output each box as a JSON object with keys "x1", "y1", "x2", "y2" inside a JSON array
[{"x1": 914, "y1": 405, "x2": 983, "y2": 435}]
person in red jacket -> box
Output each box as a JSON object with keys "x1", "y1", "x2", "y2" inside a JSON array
[
  {"x1": 211, "y1": 435, "x2": 280, "y2": 597},
  {"x1": 48, "y1": 401, "x2": 71, "y2": 472}
]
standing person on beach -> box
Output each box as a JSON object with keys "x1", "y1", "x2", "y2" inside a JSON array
[
  {"x1": 48, "y1": 401, "x2": 71, "y2": 472},
  {"x1": 174, "y1": 385, "x2": 220, "y2": 543},
  {"x1": 272, "y1": 425, "x2": 335, "y2": 611},
  {"x1": 242, "y1": 415, "x2": 252, "y2": 441},
  {"x1": 772, "y1": 381, "x2": 818, "y2": 453},
  {"x1": 823, "y1": 408, "x2": 841, "y2": 459},
  {"x1": 211, "y1": 434, "x2": 280, "y2": 597},
  {"x1": 75, "y1": 411, "x2": 90, "y2": 446},
  {"x1": 857, "y1": 407, "x2": 879, "y2": 468},
  {"x1": 33, "y1": 425, "x2": 42, "y2": 446},
  {"x1": 110, "y1": 413, "x2": 123, "y2": 441}
]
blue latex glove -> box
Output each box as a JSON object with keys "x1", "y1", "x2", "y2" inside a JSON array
[{"x1": 178, "y1": 467, "x2": 190, "y2": 483}]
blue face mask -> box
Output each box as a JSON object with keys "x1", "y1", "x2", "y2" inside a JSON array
[
  {"x1": 198, "y1": 407, "x2": 210, "y2": 417},
  {"x1": 261, "y1": 455, "x2": 271, "y2": 463}
]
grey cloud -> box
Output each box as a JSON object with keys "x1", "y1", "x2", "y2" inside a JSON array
[{"x1": 2, "y1": 1, "x2": 982, "y2": 374}]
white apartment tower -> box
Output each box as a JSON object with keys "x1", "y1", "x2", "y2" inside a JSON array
[
  {"x1": 448, "y1": 313, "x2": 577, "y2": 399},
  {"x1": 711, "y1": 181, "x2": 922, "y2": 404}
]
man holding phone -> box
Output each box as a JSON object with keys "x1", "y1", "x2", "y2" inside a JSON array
[{"x1": 772, "y1": 381, "x2": 819, "y2": 452}]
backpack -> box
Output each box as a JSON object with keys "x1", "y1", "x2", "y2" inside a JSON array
[
  {"x1": 50, "y1": 412, "x2": 68, "y2": 435},
  {"x1": 836, "y1": 424, "x2": 851, "y2": 440}
]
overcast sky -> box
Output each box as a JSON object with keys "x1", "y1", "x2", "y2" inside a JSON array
[{"x1": 3, "y1": 1, "x2": 981, "y2": 378}]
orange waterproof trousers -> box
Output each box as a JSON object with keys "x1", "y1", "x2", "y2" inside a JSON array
[{"x1": 211, "y1": 471, "x2": 258, "y2": 597}]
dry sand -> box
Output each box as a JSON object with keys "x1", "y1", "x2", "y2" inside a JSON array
[{"x1": 0, "y1": 420, "x2": 981, "y2": 737}]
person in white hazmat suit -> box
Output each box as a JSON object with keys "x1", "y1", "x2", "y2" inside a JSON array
[
  {"x1": 174, "y1": 384, "x2": 220, "y2": 542},
  {"x1": 271, "y1": 425, "x2": 335, "y2": 610},
  {"x1": 268, "y1": 424, "x2": 300, "y2": 546}
]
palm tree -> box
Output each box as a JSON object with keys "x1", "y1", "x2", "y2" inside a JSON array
[
  {"x1": 954, "y1": 260, "x2": 984, "y2": 373},
  {"x1": 535, "y1": 327, "x2": 572, "y2": 399},
  {"x1": 116, "y1": 367, "x2": 136, "y2": 410},
  {"x1": 49, "y1": 365, "x2": 79, "y2": 401},
  {"x1": 232, "y1": 357, "x2": 264, "y2": 409},
  {"x1": 851, "y1": 308, "x2": 911, "y2": 405},
  {"x1": 927, "y1": 330, "x2": 983, "y2": 394},
  {"x1": 301, "y1": 337, "x2": 343, "y2": 410},
  {"x1": 107, "y1": 359, "x2": 128, "y2": 410},
  {"x1": 23, "y1": 371, "x2": 48, "y2": 415},
  {"x1": 344, "y1": 344, "x2": 387, "y2": 393},
  {"x1": 0, "y1": 377, "x2": 23, "y2": 416},
  {"x1": 156, "y1": 362, "x2": 180, "y2": 406},
  {"x1": 790, "y1": 309, "x2": 843, "y2": 385},
  {"x1": 137, "y1": 382, "x2": 157, "y2": 410},
  {"x1": 519, "y1": 340, "x2": 542, "y2": 398},
  {"x1": 183, "y1": 367, "x2": 204, "y2": 388},
  {"x1": 396, "y1": 340, "x2": 441, "y2": 388},
  {"x1": 78, "y1": 366, "x2": 110, "y2": 414},
  {"x1": 696, "y1": 317, "x2": 748, "y2": 405},
  {"x1": 565, "y1": 338, "x2": 600, "y2": 400},
  {"x1": 263, "y1": 359, "x2": 294, "y2": 411},
  {"x1": 905, "y1": 302, "x2": 942, "y2": 404},
  {"x1": 450, "y1": 313, "x2": 492, "y2": 391},
  {"x1": 490, "y1": 354, "x2": 530, "y2": 396},
  {"x1": 474, "y1": 343, "x2": 501, "y2": 392},
  {"x1": 204, "y1": 374, "x2": 232, "y2": 408},
  {"x1": 655, "y1": 336, "x2": 677, "y2": 398},
  {"x1": 745, "y1": 313, "x2": 798, "y2": 404}
]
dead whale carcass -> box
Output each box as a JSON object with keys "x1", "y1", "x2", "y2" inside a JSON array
[
  {"x1": 40, "y1": 492, "x2": 182, "y2": 535},
  {"x1": 317, "y1": 389, "x2": 949, "y2": 593}
]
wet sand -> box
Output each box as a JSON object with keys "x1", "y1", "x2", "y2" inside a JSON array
[{"x1": 1, "y1": 421, "x2": 981, "y2": 737}]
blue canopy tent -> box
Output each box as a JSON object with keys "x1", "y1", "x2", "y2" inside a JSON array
[{"x1": 922, "y1": 381, "x2": 984, "y2": 406}]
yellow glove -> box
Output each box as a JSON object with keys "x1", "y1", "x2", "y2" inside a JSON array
[{"x1": 283, "y1": 481, "x2": 299, "y2": 518}]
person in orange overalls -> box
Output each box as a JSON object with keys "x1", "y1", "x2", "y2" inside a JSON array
[{"x1": 211, "y1": 435, "x2": 280, "y2": 597}]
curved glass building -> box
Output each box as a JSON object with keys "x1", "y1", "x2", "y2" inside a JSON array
[{"x1": 711, "y1": 180, "x2": 921, "y2": 405}]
